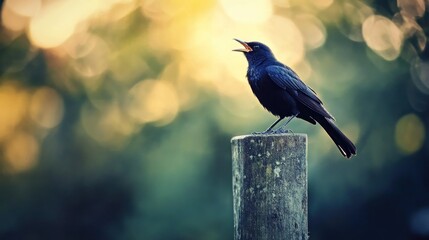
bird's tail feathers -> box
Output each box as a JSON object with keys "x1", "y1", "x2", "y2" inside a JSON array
[{"x1": 314, "y1": 115, "x2": 356, "y2": 158}]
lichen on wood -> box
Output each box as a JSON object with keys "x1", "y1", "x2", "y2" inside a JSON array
[{"x1": 231, "y1": 134, "x2": 308, "y2": 240}]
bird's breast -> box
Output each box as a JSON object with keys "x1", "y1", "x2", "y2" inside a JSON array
[
  {"x1": 247, "y1": 68, "x2": 298, "y2": 117},
  {"x1": 247, "y1": 68, "x2": 259, "y2": 82}
]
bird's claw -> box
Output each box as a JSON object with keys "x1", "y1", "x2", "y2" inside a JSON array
[
  {"x1": 251, "y1": 128, "x2": 294, "y2": 135},
  {"x1": 272, "y1": 128, "x2": 294, "y2": 134},
  {"x1": 272, "y1": 129, "x2": 288, "y2": 134},
  {"x1": 251, "y1": 130, "x2": 272, "y2": 135}
]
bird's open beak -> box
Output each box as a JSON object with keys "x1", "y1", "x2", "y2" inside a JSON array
[{"x1": 233, "y1": 39, "x2": 253, "y2": 52}]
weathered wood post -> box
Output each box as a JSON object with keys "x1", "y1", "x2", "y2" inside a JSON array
[{"x1": 231, "y1": 134, "x2": 308, "y2": 240}]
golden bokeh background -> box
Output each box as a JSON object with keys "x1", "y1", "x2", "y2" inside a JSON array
[{"x1": 0, "y1": 0, "x2": 428, "y2": 239}]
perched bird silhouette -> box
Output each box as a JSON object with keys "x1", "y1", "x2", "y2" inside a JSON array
[{"x1": 234, "y1": 39, "x2": 356, "y2": 158}]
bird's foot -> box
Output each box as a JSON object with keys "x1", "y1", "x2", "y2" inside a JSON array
[
  {"x1": 272, "y1": 128, "x2": 294, "y2": 134},
  {"x1": 251, "y1": 128, "x2": 293, "y2": 135},
  {"x1": 251, "y1": 130, "x2": 273, "y2": 135}
]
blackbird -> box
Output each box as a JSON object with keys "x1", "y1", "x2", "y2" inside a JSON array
[{"x1": 234, "y1": 39, "x2": 356, "y2": 158}]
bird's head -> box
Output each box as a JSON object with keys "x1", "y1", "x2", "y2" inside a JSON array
[{"x1": 233, "y1": 39, "x2": 276, "y2": 65}]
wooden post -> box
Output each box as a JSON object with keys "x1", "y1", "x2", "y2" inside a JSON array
[{"x1": 231, "y1": 134, "x2": 308, "y2": 240}]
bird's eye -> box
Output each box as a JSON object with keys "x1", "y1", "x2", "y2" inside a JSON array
[{"x1": 254, "y1": 45, "x2": 259, "y2": 49}]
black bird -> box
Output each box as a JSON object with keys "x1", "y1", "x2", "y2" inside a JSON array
[{"x1": 234, "y1": 39, "x2": 356, "y2": 158}]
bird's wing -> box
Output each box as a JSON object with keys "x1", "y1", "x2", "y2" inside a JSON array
[{"x1": 266, "y1": 65, "x2": 334, "y2": 120}]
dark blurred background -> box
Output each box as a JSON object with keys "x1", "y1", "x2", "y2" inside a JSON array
[{"x1": 0, "y1": 0, "x2": 428, "y2": 239}]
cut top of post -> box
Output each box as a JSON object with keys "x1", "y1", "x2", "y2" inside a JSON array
[
  {"x1": 231, "y1": 133, "x2": 307, "y2": 169},
  {"x1": 231, "y1": 133, "x2": 307, "y2": 141},
  {"x1": 231, "y1": 133, "x2": 307, "y2": 153}
]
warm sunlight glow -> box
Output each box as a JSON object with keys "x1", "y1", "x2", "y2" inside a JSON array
[
  {"x1": 393, "y1": 12, "x2": 426, "y2": 52},
  {"x1": 141, "y1": 0, "x2": 185, "y2": 21},
  {"x1": 28, "y1": 0, "x2": 77, "y2": 48},
  {"x1": 128, "y1": 80, "x2": 179, "y2": 125},
  {"x1": 28, "y1": 0, "x2": 132, "y2": 48},
  {"x1": 337, "y1": 2, "x2": 374, "y2": 42},
  {"x1": 395, "y1": 114, "x2": 425, "y2": 154},
  {"x1": 312, "y1": 0, "x2": 334, "y2": 9},
  {"x1": 220, "y1": 0, "x2": 273, "y2": 24},
  {"x1": 29, "y1": 87, "x2": 64, "y2": 129},
  {"x1": 0, "y1": 83, "x2": 28, "y2": 141},
  {"x1": 4, "y1": 132, "x2": 39, "y2": 173},
  {"x1": 5, "y1": 0, "x2": 41, "y2": 17},
  {"x1": 63, "y1": 32, "x2": 98, "y2": 59},
  {"x1": 362, "y1": 15, "x2": 403, "y2": 61},
  {"x1": 71, "y1": 37, "x2": 110, "y2": 77},
  {"x1": 397, "y1": 0, "x2": 425, "y2": 18},
  {"x1": 265, "y1": 16, "x2": 305, "y2": 66},
  {"x1": 296, "y1": 15, "x2": 326, "y2": 49},
  {"x1": 1, "y1": 4, "x2": 28, "y2": 32}
]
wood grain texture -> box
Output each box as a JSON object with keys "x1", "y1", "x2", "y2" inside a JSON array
[{"x1": 231, "y1": 134, "x2": 308, "y2": 240}]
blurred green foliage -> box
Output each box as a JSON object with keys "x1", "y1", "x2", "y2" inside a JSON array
[{"x1": 0, "y1": 0, "x2": 428, "y2": 239}]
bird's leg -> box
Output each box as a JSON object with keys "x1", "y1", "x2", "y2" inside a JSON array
[
  {"x1": 252, "y1": 117, "x2": 284, "y2": 135},
  {"x1": 273, "y1": 114, "x2": 298, "y2": 134},
  {"x1": 265, "y1": 117, "x2": 285, "y2": 132}
]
